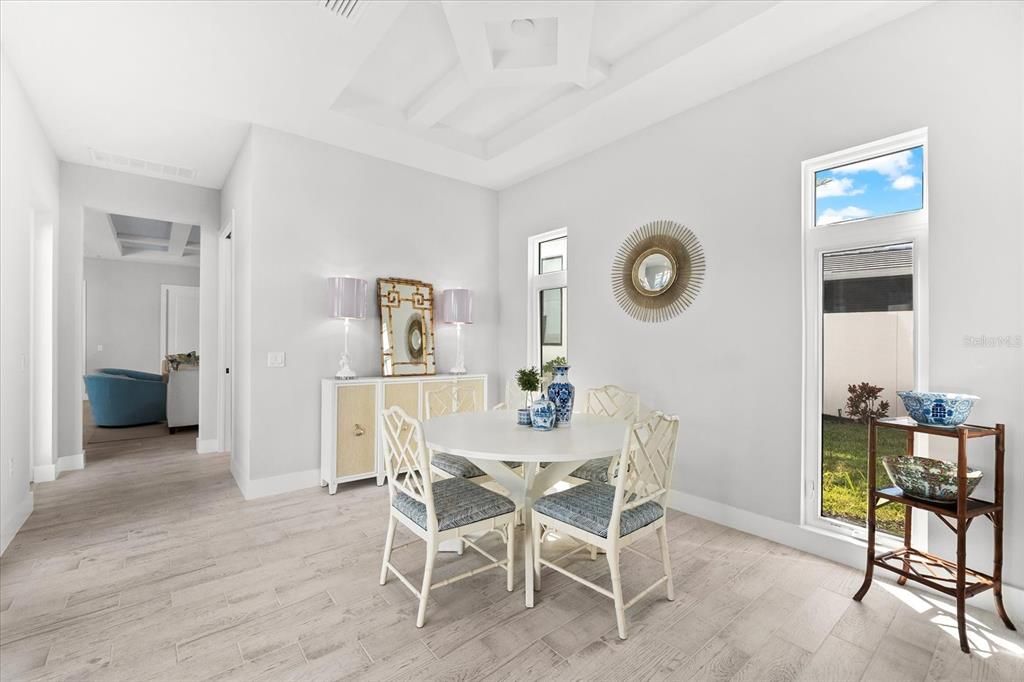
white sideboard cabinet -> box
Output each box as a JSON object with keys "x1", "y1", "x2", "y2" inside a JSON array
[{"x1": 320, "y1": 374, "x2": 488, "y2": 493}]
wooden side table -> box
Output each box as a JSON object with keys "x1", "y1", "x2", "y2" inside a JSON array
[{"x1": 853, "y1": 416, "x2": 1015, "y2": 653}]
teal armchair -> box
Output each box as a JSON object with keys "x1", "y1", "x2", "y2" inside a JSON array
[{"x1": 84, "y1": 368, "x2": 167, "y2": 427}]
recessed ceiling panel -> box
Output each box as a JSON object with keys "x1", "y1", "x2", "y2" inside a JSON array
[
  {"x1": 485, "y1": 17, "x2": 558, "y2": 69},
  {"x1": 110, "y1": 214, "x2": 172, "y2": 241}
]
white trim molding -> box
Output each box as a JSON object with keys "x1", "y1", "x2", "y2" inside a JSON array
[
  {"x1": 34, "y1": 452, "x2": 85, "y2": 483},
  {"x1": 235, "y1": 468, "x2": 321, "y2": 501},
  {"x1": 34, "y1": 464, "x2": 57, "y2": 483},
  {"x1": 667, "y1": 489, "x2": 1023, "y2": 619},
  {"x1": 58, "y1": 452, "x2": 84, "y2": 474},
  {"x1": 195, "y1": 438, "x2": 219, "y2": 454},
  {"x1": 1, "y1": 492, "x2": 33, "y2": 556}
]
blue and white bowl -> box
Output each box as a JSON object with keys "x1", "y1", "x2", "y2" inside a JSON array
[{"x1": 897, "y1": 391, "x2": 979, "y2": 428}]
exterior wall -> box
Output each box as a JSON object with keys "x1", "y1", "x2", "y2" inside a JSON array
[{"x1": 823, "y1": 311, "x2": 913, "y2": 418}]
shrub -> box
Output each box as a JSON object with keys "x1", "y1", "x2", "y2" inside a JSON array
[
  {"x1": 516, "y1": 367, "x2": 540, "y2": 407},
  {"x1": 541, "y1": 356, "x2": 567, "y2": 377},
  {"x1": 845, "y1": 382, "x2": 890, "y2": 424}
]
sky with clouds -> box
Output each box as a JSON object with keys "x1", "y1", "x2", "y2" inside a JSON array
[{"x1": 815, "y1": 146, "x2": 924, "y2": 225}]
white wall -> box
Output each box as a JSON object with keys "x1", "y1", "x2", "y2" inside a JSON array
[
  {"x1": 0, "y1": 50, "x2": 59, "y2": 553},
  {"x1": 58, "y1": 164, "x2": 220, "y2": 460},
  {"x1": 225, "y1": 126, "x2": 498, "y2": 488},
  {"x1": 497, "y1": 3, "x2": 1023, "y2": 590},
  {"x1": 84, "y1": 258, "x2": 200, "y2": 374}
]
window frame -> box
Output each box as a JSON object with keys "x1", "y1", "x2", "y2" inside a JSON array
[
  {"x1": 527, "y1": 228, "x2": 567, "y2": 369},
  {"x1": 801, "y1": 128, "x2": 930, "y2": 547}
]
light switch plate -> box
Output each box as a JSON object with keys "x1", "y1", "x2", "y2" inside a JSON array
[
  {"x1": 97, "y1": 344, "x2": 103, "y2": 351},
  {"x1": 267, "y1": 351, "x2": 286, "y2": 368}
]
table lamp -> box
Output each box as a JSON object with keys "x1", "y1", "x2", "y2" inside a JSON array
[
  {"x1": 440, "y1": 288, "x2": 472, "y2": 375},
  {"x1": 329, "y1": 276, "x2": 367, "y2": 379}
]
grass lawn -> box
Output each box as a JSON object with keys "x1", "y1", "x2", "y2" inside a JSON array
[{"x1": 821, "y1": 417, "x2": 906, "y2": 535}]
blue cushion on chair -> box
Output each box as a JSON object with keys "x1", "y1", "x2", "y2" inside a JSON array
[
  {"x1": 431, "y1": 453, "x2": 519, "y2": 479},
  {"x1": 392, "y1": 478, "x2": 516, "y2": 532},
  {"x1": 431, "y1": 453, "x2": 487, "y2": 478},
  {"x1": 569, "y1": 457, "x2": 613, "y2": 483},
  {"x1": 533, "y1": 482, "x2": 663, "y2": 538}
]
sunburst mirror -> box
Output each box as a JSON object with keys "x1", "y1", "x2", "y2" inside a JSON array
[{"x1": 611, "y1": 219, "x2": 705, "y2": 323}]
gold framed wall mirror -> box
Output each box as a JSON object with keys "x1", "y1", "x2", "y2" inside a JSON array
[
  {"x1": 378, "y1": 277, "x2": 437, "y2": 376},
  {"x1": 611, "y1": 219, "x2": 706, "y2": 323}
]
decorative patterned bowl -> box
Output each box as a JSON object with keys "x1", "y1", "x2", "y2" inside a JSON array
[
  {"x1": 897, "y1": 391, "x2": 979, "y2": 428},
  {"x1": 882, "y1": 455, "x2": 983, "y2": 503}
]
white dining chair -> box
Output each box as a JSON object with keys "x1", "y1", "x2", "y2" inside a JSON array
[
  {"x1": 379, "y1": 406, "x2": 516, "y2": 627},
  {"x1": 568, "y1": 385, "x2": 641, "y2": 483},
  {"x1": 531, "y1": 411, "x2": 680, "y2": 639},
  {"x1": 425, "y1": 384, "x2": 487, "y2": 480}
]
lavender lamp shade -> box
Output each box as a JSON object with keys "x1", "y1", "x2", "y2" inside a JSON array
[
  {"x1": 441, "y1": 288, "x2": 473, "y2": 324},
  {"x1": 328, "y1": 277, "x2": 368, "y2": 320}
]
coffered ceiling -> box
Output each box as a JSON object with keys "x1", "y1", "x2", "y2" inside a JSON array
[
  {"x1": 84, "y1": 211, "x2": 201, "y2": 267},
  {"x1": 0, "y1": 1, "x2": 929, "y2": 190}
]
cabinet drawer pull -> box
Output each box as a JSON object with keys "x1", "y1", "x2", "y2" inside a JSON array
[{"x1": 353, "y1": 424, "x2": 366, "y2": 437}]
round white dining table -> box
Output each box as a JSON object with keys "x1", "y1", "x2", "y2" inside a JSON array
[{"x1": 422, "y1": 410, "x2": 627, "y2": 607}]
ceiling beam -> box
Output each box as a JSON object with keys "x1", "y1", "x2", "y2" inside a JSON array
[
  {"x1": 581, "y1": 59, "x2": 610, "y2": 90},
  {"x1": 106, "y1": 213, "x2": 123, "y2": 256},
  {"x1": 118, "y1": 234, "x2": 199, "y2": 253},
  {"x1": 484, "y1": 2, "x2": 778, "y2": 158},
  {"x1": 167, "y1": 223, "x2": 192, "y2": 258},
  {"x1": 405, "y1": 67, "x2": 473, "y2": 129}
]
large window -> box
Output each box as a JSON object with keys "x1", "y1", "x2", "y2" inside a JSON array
[
  {"x1": 802, "y1": 129, "x2": 928, "y2": 542},
  {"x1": 528, "y1": 230, "x2": 567, "y2": 371}
]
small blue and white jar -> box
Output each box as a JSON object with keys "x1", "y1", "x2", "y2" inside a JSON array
[
  {"x1": 530, "y1": 396, "x2": 556, "y2": 431},
  {"x1": 516, "y1": 408, "x2": 532, "y2": 426},
  {"x1": 547, "y1": 365, "x2": 575, "y2": 427}
]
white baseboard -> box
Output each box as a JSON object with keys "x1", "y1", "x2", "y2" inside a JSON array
[
  {"x1": 195, "y1": 438, "x2": 219, "y2": 454},
  {"x1": 33, "y1": 464, "x2": 56, "y2": 483},
  {"x1": 58, "y1": 452, "x2": 84, "y2": 474},
  {"x1": 667, "y1": 489, "x2": 1023, "y2": 618},
  {"x1": 32, "y1": 453, "x2": 84, "y2": 484},
  {"x1": 239, "y1": 468, "x2": 321, "y2": 501},
  {"x1": 1, "y1": 492, "x2": 33, "y2": 556}
]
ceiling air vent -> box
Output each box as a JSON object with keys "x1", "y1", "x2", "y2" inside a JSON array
[
  {"x1": 323, "y1": 0, "x2": 365, "y2": 21},
  {"x1": 89, "y1": 148, "x2": 197, "y2": 181}
]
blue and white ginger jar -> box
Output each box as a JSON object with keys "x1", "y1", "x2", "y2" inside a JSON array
[
  {"x1": 547, "y1": 365, "x2": 575, "y2": 427},
  {"x1": 530, "y1": 396, "x2": 556, "y2": 431}
]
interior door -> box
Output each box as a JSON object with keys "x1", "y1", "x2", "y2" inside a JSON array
[{"x1": 161, "y1": 285, "x2": 200, "y2": 364}]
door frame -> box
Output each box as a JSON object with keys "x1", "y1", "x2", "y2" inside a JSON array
[
  {"x1": 159, "y1": 284, "x2": 201, "y2": 370},
  {"x1": 217, "y1": 211, "x2": 235, "y2": 455}
]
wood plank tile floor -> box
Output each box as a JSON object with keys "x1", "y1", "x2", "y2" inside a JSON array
[{"x1": 2, "y1": 433, "x2": 1022, "y2": 681}]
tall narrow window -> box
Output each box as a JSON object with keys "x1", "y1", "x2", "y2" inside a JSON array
[
  {"x1": 820, "y1": 244, "x2": 914, "y2": 535},
  {"x1": 528, "y1": 230, "x2": 567, "y2": 370},
  {"x1": 802, "y1": 129, "x2": 927, "y2": 540}
]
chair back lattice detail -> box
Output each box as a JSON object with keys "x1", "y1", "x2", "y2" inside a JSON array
[
  {"x1": 610, "y1": 412, "x2": 680, "y2": 537},
  {"x1": 585, "y1": 385, "x2": 641, "y2": 422},
  {"x1": 425, "y1": 384, "x2": 479, "y2": 418},
  {"x1": 381, "y1": 406, "x2": 436, "y2": 528}
]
